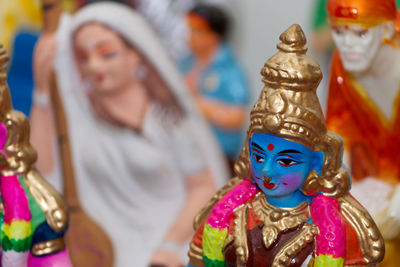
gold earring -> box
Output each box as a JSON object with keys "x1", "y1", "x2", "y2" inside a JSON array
[{"x1": 301, "y1": 169, "x2": 321, "y2": 196}]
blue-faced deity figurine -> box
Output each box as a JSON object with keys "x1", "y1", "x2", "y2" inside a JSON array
[{"x1": 187, "y1": 24, "x2": 384, "y2": 267}]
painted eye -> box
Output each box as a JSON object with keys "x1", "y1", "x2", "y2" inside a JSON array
[
  {"x1": 75, "y1": 51, "x2": 88, "y2": 63},
  {"x1": 103, "y1": 52, "x2": 117, "y2": 59},
  {"x1": 278, "y1": 158, "x2": 301, "y2": 167},
  {"x1": 355, "y1": 29, "x2": 368, "y2": 38},
  {"x1": 333, "y1": 27, "x2": 345, "y2": 35},
  {"x1": 253, "y1": 154, "x2": 264, "y2": 163}
]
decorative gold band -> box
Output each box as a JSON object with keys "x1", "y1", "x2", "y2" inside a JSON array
[
  {"x1": 31, "y1": 237, "x2": 66, "y2": 256},
  {"x1": 188, "y1": 242, "x2": 204, "y2": 266}
]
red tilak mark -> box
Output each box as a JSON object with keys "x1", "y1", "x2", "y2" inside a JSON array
[{"x1": 268, "y1": 144, "x2": 274, "y2": 151}]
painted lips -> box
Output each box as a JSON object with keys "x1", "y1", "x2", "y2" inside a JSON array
[
  {"x1": 95, "y1": 74, "x2": 105, "y2": 83},
  {"x1": 343, "y1": 52, "x2": 361, "y2": 61},
  {"x1": 263, "y1": 181, "x2": 275, "y2": 189}
]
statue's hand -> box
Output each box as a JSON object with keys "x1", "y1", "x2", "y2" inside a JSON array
[
  {"x1": 149, "y1": 249, "x2": 183, "y2": 267},
  {"x1": 375, "y1": 184, "x2": 400, "y2": 240},
  {"x1": 33, "y1": 33, "x2": 57, "y2": 94}
]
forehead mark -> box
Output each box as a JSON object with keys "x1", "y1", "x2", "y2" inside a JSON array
[{"x1": 268, "y1": 144, "x2": 274, "y2": 151}]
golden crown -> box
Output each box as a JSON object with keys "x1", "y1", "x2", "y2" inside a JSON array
[{"x1": 249, "y1": 24, "x2": 326, "y2": 149}]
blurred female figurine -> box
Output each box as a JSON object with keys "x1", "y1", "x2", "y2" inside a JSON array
[
  {"x1": 187, "y1": 24, "x2": 384, "y2": 267},
  {"x1": 326, "y1": 0, "x2": 400, "y2": 265},
  {"x1": 179, "y1": 4, "x2": 250, "y2": 168},
  {"x1": 31, "y1": 2, "x2": 229, "y2": 267}
]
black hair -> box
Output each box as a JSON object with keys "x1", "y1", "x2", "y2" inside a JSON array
[{"x1": 189, "y1": 4, "x2": 230, "y2": 39}]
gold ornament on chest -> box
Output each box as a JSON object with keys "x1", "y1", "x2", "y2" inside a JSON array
[{"x1": 227, "y1": 193, "x2": 318, "y2": 266}]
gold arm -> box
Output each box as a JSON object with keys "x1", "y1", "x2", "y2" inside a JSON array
[
  {"x1": 25, "y1": 169, "x2": 69, "y2": 232},
  {"x1": 338, "y1": 194, "x2": 385, "y2": 264}
]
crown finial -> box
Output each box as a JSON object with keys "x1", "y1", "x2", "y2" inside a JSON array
[
  {"x1": 261, "y1": 24, "x2": 321, "y2": 91},
  {"x1": 277, "y1": 24, "x2": 307, "y2": 53}
]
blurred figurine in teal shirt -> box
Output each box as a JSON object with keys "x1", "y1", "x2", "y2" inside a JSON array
[{"x1": 180, "y1": 4, "x2": 250, "y2": 168}]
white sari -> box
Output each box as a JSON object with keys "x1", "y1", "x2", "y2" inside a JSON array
[{"x1": 50, "y1": 3, "x2": 229, "y2": 266}]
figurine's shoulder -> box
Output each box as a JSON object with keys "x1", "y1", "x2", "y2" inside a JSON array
[
  {"x1": 310, "y1": 193, "x2": 384, "y2": 265},
  {"x1": 189, "y1": 178, "x2": 258, "y2": 266},
  {"x1": 193, "y1": 177, "x2": 258, "y2": 231}
]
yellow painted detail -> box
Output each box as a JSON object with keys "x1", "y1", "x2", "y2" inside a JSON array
[
  {"x1": 202, "y1": 224, "x2": 227, "y2": 261},
  {"x1": 314, "y1": 254, "x2": 344, "y2": 267},
  {"x1": 3, "y1": 221, "x2": 32, "y2": 240}
]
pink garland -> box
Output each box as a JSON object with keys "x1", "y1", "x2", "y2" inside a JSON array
[
  {"x1": 311, "y1": 194, "x2": 346, "y2": 258},
  {"x1": 1, "y1": 174, "x2": 32, "y2": 223},
  {"x1": 28, "y1": 249, "x2": 73, "y2": 267},
  {"x1": 207, "y1": 178, "x2": 258, "y2": 229}
]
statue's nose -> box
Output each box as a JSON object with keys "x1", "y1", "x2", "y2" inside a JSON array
[
  {"x1": 263, "y1": 175, "x2": 272, "y2": 183},
  {"x1": 261, "y1": 160, "x2": 274, "y2": 179}
]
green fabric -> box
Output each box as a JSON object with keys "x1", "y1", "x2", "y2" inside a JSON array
[
  {"x1": 312, "y1": 0, "x2": 329, "y2": 30},
  {"x1": 18, "y1": 176, "x2": 46, "y2": 231},
  {"x1": 203, "y1": 256, "x2": 226, "y2": 267},
  {"x1": 0, "y1": 193, "x2": 3, "y2": 243},
  {"x1": 2, "y1": 234, "x2": 31, "y2": 252}
]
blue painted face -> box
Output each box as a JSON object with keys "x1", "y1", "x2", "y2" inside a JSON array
[{"x1": 249, "y1": 133, "x2": 324, "y2": 204}]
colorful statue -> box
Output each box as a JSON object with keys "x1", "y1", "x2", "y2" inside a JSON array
[
  {"x1": 187, "y1": 24, "x2": 384, "y2": 267},
  {"x1": 0, "y1": 45, "x2": 72, "y2": 266},
  {"x1": 179, "y1": 4, "x2": 250, "y2": 167},
  {"x1": 31, "y1": 2, "x2": 229, "y2": 266},
  {"x1": 326, "y1": 0, "x2": 400, "y2": 265}
]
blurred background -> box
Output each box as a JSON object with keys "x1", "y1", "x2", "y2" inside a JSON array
[
  {"x1": 0, "y1": 0, "x2": 328, "y2": 116},
  {"x1": 229, "y1": 0, "x2": 327, "y2": 106}
]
